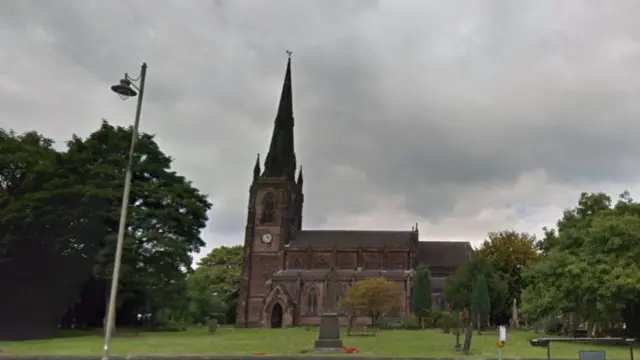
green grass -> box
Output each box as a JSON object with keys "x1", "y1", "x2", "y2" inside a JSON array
[{"x1": 0, "y1": 327, "x2": 636, "y2": 358}]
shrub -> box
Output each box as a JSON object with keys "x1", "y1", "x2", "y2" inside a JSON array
[
  {"x1": 422, "y1": 308, "x2": 443, "y2": 328},
  {"x1": 402, "y1": 316, "x2": 421, "y2": 330},
  {"x1": 210, "y1": 312, "x2": 226, "y2": 325},
  {"x1": 541, "y1": 316, "x2": 566, "y2": 335},
  {"x1": 378, "y1": 316, "x2": 420, "y2": 330},
  {"x1": 439, "y1": 312, "x2": 453, "y2": 333},
  {"x1": 144, "y1": 319, "x2": 188, "y2": 332}
]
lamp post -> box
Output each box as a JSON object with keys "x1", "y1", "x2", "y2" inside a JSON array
[{"x1": 102, "y1": 62, "x2": 147, "y2": 360}]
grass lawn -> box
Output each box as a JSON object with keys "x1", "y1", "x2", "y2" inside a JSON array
[{"x1": 0, "y1": 327, "x2": 636, "y2": 359}]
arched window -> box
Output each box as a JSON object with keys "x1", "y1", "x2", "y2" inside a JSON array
[
  {"x1": 261, "y1": 194, "x2": 275, "y2": 224},
  {"x1": 307, "y1": 287, "x2": 318, "y2": 314}
]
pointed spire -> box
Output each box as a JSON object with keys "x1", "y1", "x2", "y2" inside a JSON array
[
  {"x1": 297, "y1": 166, "x2": 304, "y2": 187},
  {"x1": 253, "y1": 154, "x2": 261, "y2": 181},
  {"x1": 262, "y1": 51, "x2": 296, "y2": 180}
]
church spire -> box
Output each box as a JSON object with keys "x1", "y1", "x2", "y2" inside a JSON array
[
  {"x1": 253, "y1": 154, "x2": 261, "y2": 182},
  {"x1": 262, "y1": 51, "x2": 296, "y2": 180}
]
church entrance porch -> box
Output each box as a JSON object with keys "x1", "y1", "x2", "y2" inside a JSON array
[
  {"x1": 262, "y1": 284, "x2": 296, "y2": 328},
  {"x1": 270, "y1": 303, "x2": 283, "y2": 328}
]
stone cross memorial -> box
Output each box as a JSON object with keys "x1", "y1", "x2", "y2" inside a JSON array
[
  {"x1": 314, "y1": 267, "x2": 343, "y2": 352},
  {"x1": 323, "y1": 268, "x2": 340, "y2": 312}
]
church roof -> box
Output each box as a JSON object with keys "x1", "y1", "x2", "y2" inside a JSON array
[
  {"x1": 416, "y1": 241, "x2": 475, "y2": 268},
  {"x1": 288, "y1": 230, "x2": 414, "y2": 248}
]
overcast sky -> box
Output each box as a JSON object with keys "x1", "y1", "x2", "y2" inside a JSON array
[{"x1": 3, "y1": 0, "x2": 640, "y2": 261}]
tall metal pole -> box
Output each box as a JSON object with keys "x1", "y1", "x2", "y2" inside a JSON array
[{"x1": 102, "y1": 63, "x2": 147, "y2": 360}]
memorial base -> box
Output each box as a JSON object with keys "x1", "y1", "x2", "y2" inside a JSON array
[{"x1": 314, "y1": 312, "x2": 343, "y2": 353}]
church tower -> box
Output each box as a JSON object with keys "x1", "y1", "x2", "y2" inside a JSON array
[{"x1": 236, "y1": 55, "x2": 304, "y2": 327}]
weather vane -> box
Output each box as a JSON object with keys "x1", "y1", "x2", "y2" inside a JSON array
[{"x1": 286, "y1": 50, "x2": 292, "y2": 58}]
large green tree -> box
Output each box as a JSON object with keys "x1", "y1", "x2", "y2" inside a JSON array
[
  {"x1": 0, "y1": 130, "x2": 111, "y2": 340},
  {"x1": 410, "y1": 264, "x2": 431, "y2": 328},
  {"x1": 520, "y1": 192, "x2": 640, "y2": 336},
  {"x1": 187, "y1": 245, "x2": 243, "y2": 324},
  {"x1": 476, "y1": 230, "x2": 538, "y2": 317},
  {"x1": 65, "y1": 120, "x2": 212, "y2": 327}
]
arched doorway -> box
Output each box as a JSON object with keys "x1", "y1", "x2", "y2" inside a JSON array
[{"x1": 270, "y1": 303, "x2": 283, "y2": 328}]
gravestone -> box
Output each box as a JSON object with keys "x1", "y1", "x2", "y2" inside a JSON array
[
  {"x1": 510, "y1": 298, "x2": 520, "y2": 329},
  {"x1": 314, "y1": 267, "x2": 343, "y2": 353},
  {"x1": 207, "y1": 318, "x2": 218, "y2": 334}
]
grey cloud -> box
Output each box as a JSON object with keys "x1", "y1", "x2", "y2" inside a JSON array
[{"x1": 3, "y1": 0, "x2": 640, "y2": 245}]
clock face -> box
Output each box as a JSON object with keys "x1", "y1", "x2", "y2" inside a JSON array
[{"x1": 262, "y1": 233, "x2": 273, "y2": 244}]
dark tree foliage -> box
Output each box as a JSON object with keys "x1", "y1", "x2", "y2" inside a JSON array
[
  {"x1": 410, "y1": 264, "x2": 431, "y2": 322},
  {"x1": 0, "y1": 130, "x2": 110, "y2": 340},
  {"x1": 0, "y1": 121, "x2": 211, "y2": 339},
  {"x1": 444, "y1": 258, "x2": 508, "y2": 321},
  {"x1": 470, "y1": 274, "x2": 491, "y2": 330}
]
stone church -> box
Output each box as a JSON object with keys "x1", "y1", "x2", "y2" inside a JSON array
[{"x1": 235, "y1": 57, "x2": 475, "y2": 328}]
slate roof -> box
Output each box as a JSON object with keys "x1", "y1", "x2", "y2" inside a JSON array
[
  {"x1": 287, "y1": 230, "x2": 414, "y2": 248},
  {"x1": 416, "y1": 241, "x2": 475, "y2": 268}
]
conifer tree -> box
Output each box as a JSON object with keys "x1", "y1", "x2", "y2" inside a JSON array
[
  {"x1": 411, "y1": 265, "x2": 432, "y2": 328},
  {"x1": 470, "y1": 274, "x2": 491, "y2": 334}
]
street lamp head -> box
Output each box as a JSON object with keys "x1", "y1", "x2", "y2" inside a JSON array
[{"x1": 111, "y1": 78, "x2": 138, "y2": 100}]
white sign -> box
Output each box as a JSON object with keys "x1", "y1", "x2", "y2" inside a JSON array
[{"x1": 499, "y1": 325, "x2": 507, "y2": 343}]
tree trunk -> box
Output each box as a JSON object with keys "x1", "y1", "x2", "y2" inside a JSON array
[
  {"x1": 587, "y1": 319, "x2": 596, "y2": 338},
  {"x1": 421, "y1": 317, "x2": 425, "y2": 330},
  {"x1": 476, "y1": 314, "x2": 481, "y2": 335},
  {"x1": 347, "y1": 315, "x2": 354, "y2": 335},
  {"x1": 569, "y1": 313, "x2": 577, "y2": 337}
]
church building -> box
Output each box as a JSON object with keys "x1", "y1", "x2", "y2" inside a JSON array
[{"x1": 235, "y1": 56, "x2": 475, "y2": 328}]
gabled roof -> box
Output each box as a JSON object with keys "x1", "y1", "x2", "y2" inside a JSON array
[
  {"x1": 288, "y1": 230, "x2": 414, "y2": 248},
  {"x1": 416, "y1": 241, "x2": 475, "y2": 268}
]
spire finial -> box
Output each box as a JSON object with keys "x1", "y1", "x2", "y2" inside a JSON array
[{"x1": 286, "y1": 50, "x2": 292, "y2": 59}]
